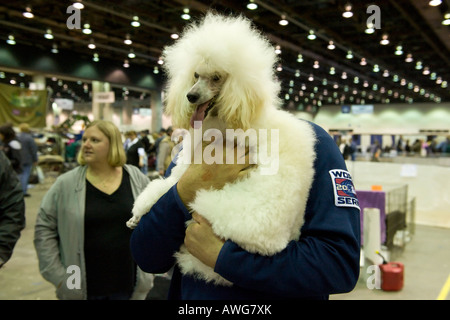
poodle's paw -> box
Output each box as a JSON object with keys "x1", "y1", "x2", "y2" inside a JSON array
[{"x1": 126, "y1": 215, "x2": 141, "y2": 229}]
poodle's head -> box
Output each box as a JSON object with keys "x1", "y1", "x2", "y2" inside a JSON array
[{"x1": 162, "y1": 12, "x2": 281, "y2": 130}]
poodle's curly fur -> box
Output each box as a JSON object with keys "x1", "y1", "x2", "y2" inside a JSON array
[{"x1": 128, "y1": 12, "x2": 317, "y2": 286}]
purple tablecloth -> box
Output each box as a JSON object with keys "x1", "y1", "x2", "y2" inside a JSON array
[{"x1": 357, "y1": 190, "x2": 386, "y2": 245}]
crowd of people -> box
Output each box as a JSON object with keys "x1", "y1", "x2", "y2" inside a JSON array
[
  {"x1": 0, "y1": 121, "x2": 177, "y2": 279},
  {"x1": 337, "y1": 134, "x2": 450, "y2": 162}
]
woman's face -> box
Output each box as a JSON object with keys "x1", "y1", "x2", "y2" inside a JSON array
[{"x1": 81, "y1": 125, "x2": 110, "y2": 165}]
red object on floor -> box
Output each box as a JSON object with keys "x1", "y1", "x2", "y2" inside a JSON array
[{"x1": 380, "y1": 262, "x2": 404, "y2": 291}]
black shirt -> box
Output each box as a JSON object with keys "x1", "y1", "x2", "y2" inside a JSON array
[
  {"x1": 126, "y1": 140, "x2": 145, "y2": 168},
  {"x1": 84, "y1": 169, "x2": 135, "y2": 298}
]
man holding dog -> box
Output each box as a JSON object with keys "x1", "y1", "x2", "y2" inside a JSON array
[{"x1": 131, "y1": 123, "x2": 360, "y2": 299}]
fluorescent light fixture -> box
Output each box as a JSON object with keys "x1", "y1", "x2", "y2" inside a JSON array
[
  {"x1": 23, "y1": 6, "x2": 34, "y2": 18},
  {"x1": 131, "y1": 16, "x2": 140, "y2": 27},
  {"x1": 44, "y1": 29, "x2": 54, "y2": 39},
  {"x1": 342, "y1": 3, "x2": 353, "y2": 18},
  {"x1": 247, "y1": 1, "x2": 258, "y2": 10},
  {"x1": 6, "y1": 34, "x2": 16, "y2": 45}
]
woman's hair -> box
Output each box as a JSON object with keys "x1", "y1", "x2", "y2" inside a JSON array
[{"x1": 77, "y1": 120, "x2": 126, "y2": 167}]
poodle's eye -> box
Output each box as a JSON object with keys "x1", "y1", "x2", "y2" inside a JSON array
[
  {"x1": 212, "y1": 74, "x2": 221, "y2": 82},
  {"x1": 194, "y1": 72, "x2": 199, "y2": 79}
]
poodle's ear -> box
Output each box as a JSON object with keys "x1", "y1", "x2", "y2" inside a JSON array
[
  {"x1": 216, "y1": 75, "x2": 269, "y2": 130},
  {"x1": 163, "y1": 76, "x2": 192, "y2": 129}
]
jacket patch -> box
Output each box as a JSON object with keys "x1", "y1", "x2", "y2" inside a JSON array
[{"x1": 329, "y1": 169, "x2": 360, "y2": 210}]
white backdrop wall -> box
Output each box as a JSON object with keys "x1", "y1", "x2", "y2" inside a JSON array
[{"x1": 310, "y1": 102, "x2": 450, "y2": 135}]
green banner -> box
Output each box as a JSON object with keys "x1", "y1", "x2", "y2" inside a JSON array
[{"x1": 0, "y1": 83, "x2": 47, "y2": 128}]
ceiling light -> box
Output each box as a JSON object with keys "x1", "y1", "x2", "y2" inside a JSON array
[
  {"x1": 247, "y1": 1, "x2": 258, "y2": 10},
  {"x1": 295, "y1": 70, "x2": 300, "y2": 77},
  {"x1": 87, "y1": 39, "x2": 96, "y2": 49},
  {"x1": 181, "y1": 8, "x2": 191, "y2": 20},
  {"x1": 360, "y1": 58, "x2": 367, "y2": 66},
  {"x1": 415, "y1": 61, "x2": 423, "y2": 70},
  {"x1": 123, "y1": 59, "x2": 130, "y2": 68},
  {"x1": 157, "y1": 57, "x2": 164, "y2": 65},
  {"x1": 44, "y1": 28, "x2": 54, "y2": 39},
  {"x1": 124, "y1": 34, "x2": 132, "y2": 45},
  {"x1": 382, "y1": 70, "x2": 389, "y2": 77},
  {"x1": 422, "y1": 67, "x2": 430, "y2": 75},
  {"x1": 131, "y1": 16, "x2": 140, "y2": 27},
  {"x1": 153, "y1": 66, "x2": 159, "y2": 74},
  {"x1": 327, "y1": 41, "x2": 335, "y2": 50},
  {"x1": 171, "y1": 33, "x2": 179, "y2": 40},
  {"x1": 92, "y1": 53, "x2": 99, "y2": 62},
  {"x1": 380, "y1": 34, "x2": 389, "y2": 45},
  {"x1": 313, "y1": 61, "x2": 319, "y2": 69},
  {"x1": 308, "y1": 74, "x2": 314, "y2": 81},
  {"x1": 128, "y1": 49, "x2": 136, "y2": 59},
  {"x1": 329, "y1": 67, "x2": 336, "y2": 75},
  {"x1": 342, "y1": 3, "x2": 353, "y2": 18},
  {"x1": 279, "y1": 15, "x2": 289, "y2": 26},
  {"x1": 394, "y1": 45, "x2": 403, "y2": 55},
  {"x1": 341, "y1": 72, "x2": 347, "y2": 79},
  {"x1": 297, "y1": 54, "x2": 303, "y2": 63},
  {"x1": 373, "y1": 64, "x2": 380, "y2": 72},
  {"x1": 307, "y1": 30, "x2": 316, "y2": 40},
  {"x1": 73, "y1": 1, "x2": 84, "y2": 9},
  {"x1": 23, "y1": 6, "x2": 34, "y2": 18},
  {"x1": 276, "y1": 64, "x2": 283, "y2": 72},
  {"x1": 82, "y1": 23, "x2": 92, "y2": 34},
  {"x1": 442, "y1": 13, "x2": 450, "y2": 25},
  {"x1": 346, "y1": 50, "x2": 353, "y2": 59},
  {"x1": 405, "y1": 53, "x2": 413, "y2": 62},
  {"x1": 429, "y1": 0, "x2": 442, "y2": 6},
  {"x1": 365, "y1": 23, "x2": 375, "y2": 34},
  {"x1": 274, "y1": 45, "x2": 282, "y2": 54},
  {"x1": 51, "y1": 44, "x2": 58, "y2": 54},
  {"x1": 6, "y1": 34, "x2": 16, "y2": 45}
]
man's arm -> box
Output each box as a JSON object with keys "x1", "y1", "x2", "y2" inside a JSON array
[{"x1": 130, "y1": 185, "x2": 190, "y2": 273}]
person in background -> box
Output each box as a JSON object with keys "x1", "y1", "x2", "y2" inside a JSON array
[
  {"x1": 370, "y1": 140, "x2": 381, "y2": 162},
  {"x1": 0, "y1": 123, "x2": 22, "y2": 174},
  {"x1": 0, "y1": 150, "x2": 25, "y2": 269},
  {"x1": 34, "y1": 120, "x2": 153, "y2": 300},
  {"x1": 17, "y1": 123, "x2": 38, "y2": 197},
  {"x1": 125, "y1": 131, "x2": 147, "y2": 174},
  {"x1": 156, "y1": 127, "x2": 174, "y2": 176}
]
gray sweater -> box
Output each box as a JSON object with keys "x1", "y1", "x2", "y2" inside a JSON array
[{"x1": 34, "y1": 164, "x2": 153, "y2": 299}]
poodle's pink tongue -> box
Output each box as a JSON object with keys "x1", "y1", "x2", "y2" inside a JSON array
[{"x1": 190, "y1": 101, "x2": 210, "y2": 128}]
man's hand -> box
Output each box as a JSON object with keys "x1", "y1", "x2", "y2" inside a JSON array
[
  {"x1": 177, "y1": 138, "x2": 254, "y2": 206},
  {"x1": 184, "y1": 212, "x2": 225, "y2": 269}
]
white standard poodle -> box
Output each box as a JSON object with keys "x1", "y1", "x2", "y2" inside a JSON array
[{"x1": 128, "y1": 12, "x2": 317, "y2": 286}]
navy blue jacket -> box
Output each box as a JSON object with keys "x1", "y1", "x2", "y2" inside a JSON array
[{"x1": 130, "y1": 122, "x2": 360, "y2": 299}]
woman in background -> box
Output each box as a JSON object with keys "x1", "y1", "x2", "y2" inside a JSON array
[{"x1": 34, "y1": 120, "x2": 153, "y2": 300}]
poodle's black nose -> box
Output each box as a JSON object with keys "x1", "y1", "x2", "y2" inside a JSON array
[{"x1": 187, "y1": 93, "x2": 199, "y2": 103}]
